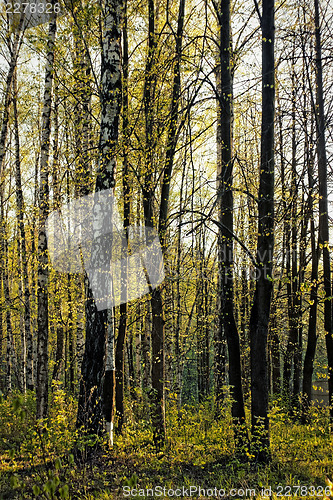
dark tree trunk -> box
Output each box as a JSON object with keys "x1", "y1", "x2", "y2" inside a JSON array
[
  {"x1": 13, "y1": 74, "x2": 33, "y2": 392},
  {"x1": 270, "y1": 301, "x2": 280, "y2": 395},
  {"x1": 313, "y1": 0, "x2": 333, "y2": 421},
  {"x1": 0, "y1": 269, "x2": 3, "y2": 393},
  {"x1": 302, "y1": 102, "x2": 318, "y2": 418},
  {"x1": 52, "y1": 326, "x2": 64, "y2": 382},
  {"x1": 71, "y1": 11, "x2": 93, "y2": 390},
  {"x1": 249, "y1": 0, "x2": 275, "y2": 463},
  {"x1": 72, "y1": 14, "x2": 93, "y2": 198},
  {"x1": 126, "y1": 334, "x2": 135, "y2": 397},
  {"x1": 1, "y1": 200, "x2": 14, "y2": 393},
  {"x1": 197, "y1": 242, "x2": 210, "y2": 402},
  {"x1": 115, "y1": 0, "x2": 130, "y2": 433},
  {"x1": 215, "y1": 0, "x2": 246, "y2": 446},
  {"x1": 141, "y1": 0, "x2": 185, "y2": 448},
  {"x1": 0, "y1": 25, "x2": 22, "y2": 395},
  {"x1": 150, "y1": 287, "x2": 165, "y2": 447},
  {"x1": 0, "y1": 28, "x2": 22, "y2": 182},
  {"x1": 302, "y1": 216, "x2": 318, "y2": 416},
  {"x1": 283, "y1": 56, "x2": 300, "y2": 404}
]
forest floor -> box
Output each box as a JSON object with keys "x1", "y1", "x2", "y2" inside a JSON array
[{"x1": 0, "y1": 389, "x2": 333, "y2": 499}]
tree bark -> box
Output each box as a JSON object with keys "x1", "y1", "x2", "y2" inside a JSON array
[
  {"x1": 313, "y1": 0, "x2": 333, "y2": 421},
  {"x1": 0, "y1": 27, "x2": 23, "y2": 395},
  {"x1": 0, "y1": 29, "x2": 22, "y2": 183},
  {"x1": 283, "y1": 54, "x2": 300, "y2": 403},
  {"x1": 302, "y1": 95, "x2": 318, "y2": 418},
  {"x1": 77, "y1": 0, "x2": 123, "y2": 444},
  {"x1": 36, "y1": 11, "x2": 57, "y2": 420},
  {"x1": 302, "y1": 152, "x2": 318, "y2": 416},
  {"x1": 141, "y1": 0, "x2": 185, "y2": 448},
  {"x1": 249, "y1": 0, "x2": 275, "y2": 463},
  {"x1": 115, "y1": 0, "x2": 130, "y2": 433},
  {"x1": 13, "y1": 73, "x2": 33, "y2": 392},
  {"x1": 215, "y1": 0, "x2": 246, "y2": 446},
  {"x1": 1, "y1": 200, "x2": 14, "y2": 394}
]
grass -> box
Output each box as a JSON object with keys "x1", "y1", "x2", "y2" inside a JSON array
[{"x1": 0, "y1": 389, "x2": 332, "y2": 499}]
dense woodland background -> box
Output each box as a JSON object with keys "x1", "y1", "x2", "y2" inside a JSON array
[{"x1": 1, "y1": 0, "x2": 333, "y2": 497}]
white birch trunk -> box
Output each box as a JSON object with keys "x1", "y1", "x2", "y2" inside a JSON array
[
  {"x1": 77, "y1": 0, "x2": 123, "y2": 442},
  {"x1": 36, "y1": 10, "x2": 57, "y2": 419}
]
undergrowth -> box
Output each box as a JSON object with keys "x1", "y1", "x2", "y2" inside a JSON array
[{"x1": 0, "y1": 389, "x2": 332, "y2": 499}]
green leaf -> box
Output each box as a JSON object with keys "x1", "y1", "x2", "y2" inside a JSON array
[
  {"x1": 10, "y1": 474, "x2": 20, "y2": 490},
  {"x1": 33, "y1": 485, "x2": 41, "y2": 495},
  {"x1": 55, "y1": 458, "x2": 62, "y2": 470},
  {"x1": 59, "y1": 484, "x2": 69, "y2": 499},
  {"x1": 13, "y1": 395, "x2": 24, "y2": 411}
]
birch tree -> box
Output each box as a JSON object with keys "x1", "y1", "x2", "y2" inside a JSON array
[
  {"x1": 77, "y1": 0, "x2": 123, "y2": 444},
  {"x1": 36, "y1": 9, "x2": 58, "y2": 420},
  {"x1": 0, "y1": 10, "x2": 24, "y2": 396}
]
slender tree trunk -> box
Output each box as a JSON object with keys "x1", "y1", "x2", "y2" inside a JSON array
[
  {"x1": 302, "y1": 192, "x2": 318, "y2": 416},
  {"x1": 302, "y1": 101, "x2": 318, "y2": 418},
  {"x1": 249, "y1": 0, "x2": 275, "y2": 463},
  {"x1": 13, "y1": 74, "x2": 33, "y2": 392},
  {"x1": 215, "y1": 0, "x2": 246, "y2": 445},
  {"x1": 135, "y1": 310, "x2": 142, "y2": 390},
  {"x1": 17, "y1": 235, "x2": 26, "y2": 393},
  {"x1": 64, "y1": 172, "x2": 75, "y2": 393},
  {"x1": 283, "y1": 55, "x2": 299, "y2": 403},
  {"x1": 0, "y1": 29, "x2": 22, "y2": 183},
  {"x1": 72, "y1": 16, "x2": 93, "y2": 198},
  {"x1": 294, "y1": 191, "x2": 308, "y2": 404},
  {"x1": 142, "y1": 301, "x2": 151, "y2": 389},
  {"x1": 149, "y1": 287, "x2": 165, "y2": 447},
  {"x1": 0, "y1": 29, "x2": 22, "y2": 395},
  {"x1": 32, "y1": 154, "x2": 39, "y2": 388},
  {"x1": 141, "y1": 0, "x2": 185, "y2": 448},
  {"x1": 50, "y1": 83, "x2": 63, "y2": 385},
  {"x1": 0, "y1": 269, "x2": 3, "y2": 393},
  {"x1": 0, "y1": 269, "x2": 3, "y2": 391},
  {"x1": 71, "y1": 17, "x2": 93, "y2": 389},
  {"x1": 313, "y1": 0, "x2": 333, "y2": 421},
  {"x1": 197, "y1": 239, "x2": 207, "y2": 402},
  {"x1": 115, "y1": 0, "x2": 130, "y2": 432},
  {"x1": 270, "y1": 302, "x2": 281, "y2": 395},
  {"x1": 67, "y1": 276, "x2": 74, "y2": 392},
  {"x1": 214, "y1": 21, "x2": 226, "y2": 420},
  {"x1": 174, "y1": 160, "x2": 185, "y2": 410},
  {"x1": 126, "y1": 333, "x2": 135, "y2": 396},
  {"x1": 52, "y1": 326, "x2": 64, "y2": 381},
  {"x1": 36, "y1": 11, "x2": 57, "y2": 419},
  {"x1": 141, "y1": 0, "x2": 161, "y2": 444},
  {"x1": 239, "y1": 263, "x2": 250, "y2": 398},
  {"x1": 1, "y1": 199, "x2": 14, "y2": 394}
]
